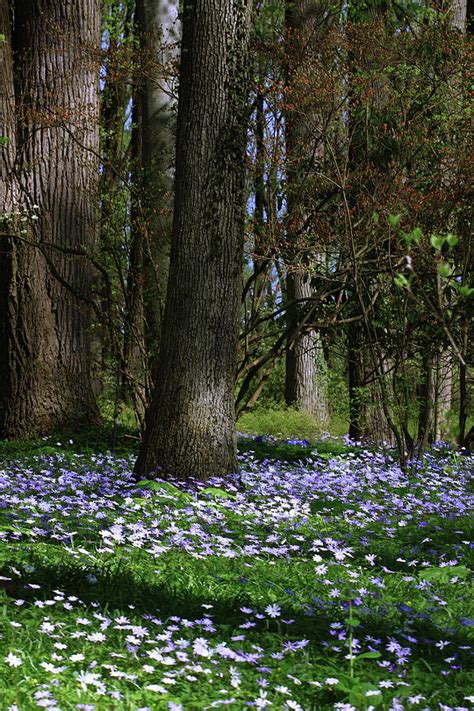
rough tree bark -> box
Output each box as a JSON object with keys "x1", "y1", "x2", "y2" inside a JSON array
[
  {"x1": 284, "y1": 0, "x2": 329, "y2": 424},
  {"x1": 134, "y1": 0, "x2": 254, "y2": 480},
  {"x1": 0, "y1": 0, "x2": 100, "y2": 438},
  {"x1": 0, "y1": 0, "x2": 17, "y2": 431}
]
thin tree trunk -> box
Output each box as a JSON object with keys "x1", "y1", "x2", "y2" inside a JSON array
[
  {"x1": 417, "y1": 349, "x2": 436, "y2": 451},
  {"x1": 284, "y1": 0, "x2": 329, "y2": 423},
  {"x1": 134, "y1": 0, "x2": 180, "y2": 376},
  {"x1": 122, "y1": 86, "x2": 147, "y2": 426},
  {"x1": 285, "y1": 273, "x2": 328, "y2": 421},
  {"x1": 0, "y1": 0, "x2": 100, "y2": 438},
  {"x1": 433, "y1": 350, "x2": 453, "y2": 440},
  {"x1": 99, "y1": 2, "x2": 134, "y2": 393},
  {"x1": 348, "y1": 322, "x2": 395, "y2": 444},
  {"x1": 458, "y1": 315, "x2": 471, "y2": 446},
  {"x1": 251, "y1": 84, "x2": 268, "y2": 328},
  {"x1": 134, "y1": 0, "x2": 253, "y2": 480}
]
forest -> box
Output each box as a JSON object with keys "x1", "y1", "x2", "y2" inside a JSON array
[{"x1": 0, "y1": 0, "x2": 472, "y2": 709}]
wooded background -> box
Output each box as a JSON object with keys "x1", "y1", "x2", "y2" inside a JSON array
[{"x1": 0, "y1": 0, "x2": 472, "y2": 478}]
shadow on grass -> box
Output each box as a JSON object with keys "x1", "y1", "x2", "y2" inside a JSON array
[
  {"x1": 0, "y1": 423, "x2": 140, "y2": 460},
  {"x1": 0, "y1": 427, "x2": 368, "y2": 466},
  {"x1": 1, "y1": 551, "x2": 472, "y2": 670},
  {"x1": 0, "y1": 553, "x2": 326, "y2": 644},
  {"x1": 237, "y1": 438, "x2": 365, "y2": 464}
]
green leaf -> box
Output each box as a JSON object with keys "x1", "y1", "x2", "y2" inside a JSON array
[
  {"x1": 135, "y1": 480, "x2": 154, "y2": 488},
  {"x1": 0, "y1": 136, "x2": 9, "y2": 146},
  {"x1": 437, "y1": 263, "x2": 451, "y2": 278},
  {"x1": 446, "y1": 233, "x2": 458, "y2": 247},
  {"x1": 135, "y1": 480, "x2": 192, "y2": 501},
  {"x1": 344, "y1": 617, "x2": 361, "y2": 627},
  {"x1": 201, "y1": 487, "x2": 237, "y2": 501},
  {"x1": 355, "y1": 651, "x2": 382, "y2": 660},
  {"x1": 411, "y1": 227, "x2": 423, "y2": 243},
  {"x1": 348, "y1": 681, "x2": 384, "y2": 706},
  {"x1": 0, "y1": 34, "x2": 5, "y2": 44},
  {"x1": 388, "y1": 213, "x2": 402, "y2": 228},
  {"x1": 149, "y1": 481, "x2": 187, "y2": 495},
  {"x1": 458, "y1": 286, "x2": 474, "y2": 298},
  {"x1": 403, "y1": 228, "x2": 423, "y2": 245},
  {"x1": 430, "y1": 234, "x2": 445, "y2": 251},
  {"x1": 420, "y1": 565, "x2": 469, "y2": 582},
  {"x1": 394, "y1": 273, "x2": 410, "y2": 289}
]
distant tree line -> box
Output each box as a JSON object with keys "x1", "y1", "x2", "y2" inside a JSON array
[{"x1": 0, "y1": 0, "x2": 472, "y2": 478}]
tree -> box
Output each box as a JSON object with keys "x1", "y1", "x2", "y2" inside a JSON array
[
  {"x1": 98, "y1": 0, "x2": 136, "y2": 398},
  {"x1": 134, "y1": 0, "x2": 254, "y2": 480},
  {"x1": 283, "y1": 0, "x2": 330, "y2": 423},
  {"x1": 131, "y1": 0, "x2": 180, "y2": 379},
  {"x1": 0, "y1": 0, "x2": 100, "y2": 438},
  {"x1": 0, "y1": 0, "x2": 17, "y2": 433}
]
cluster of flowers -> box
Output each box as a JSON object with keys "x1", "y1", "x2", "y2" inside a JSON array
[
  {"x1": 1, "y1": 200, "x2": 40, "y2": 235},
  {"x1": 0, "y1": 438, "x2": 472, "y2": 709}
]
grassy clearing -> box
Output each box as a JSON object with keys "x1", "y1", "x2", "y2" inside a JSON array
[
  {"x1": 0, "y1": 432, "x2": 472, "y2": 710},
  {"x1": 238, "y1": 407, "x2": 327, "y2": 440}
]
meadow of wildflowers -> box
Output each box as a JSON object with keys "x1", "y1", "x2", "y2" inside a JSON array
[{"x1": 0, "y1": 435, "x2": 472, "y2": 710}]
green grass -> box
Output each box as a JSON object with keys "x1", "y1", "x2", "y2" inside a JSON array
[
  {"x1": 0, "y1": 430, "x2": 472, "y2": 710},
  {"x1": 238, "y1": 406, "x2": 327, "y2": 440}
]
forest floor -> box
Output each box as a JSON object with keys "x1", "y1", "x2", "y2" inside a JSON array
[{"x1": 0, "y1": 428, "x2": 472, "y2": 710}]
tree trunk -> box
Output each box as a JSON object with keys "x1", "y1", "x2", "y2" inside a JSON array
[
  {"x1": 458, "y1": 315, "x2": 472, "y2": 447},
  {"x1": 284, "y1": 0, "x2": 329, "y2": 423},
  {"x1": 250, "y1": 83, "x2": 268, "y2": 328},
  {"x1": 122, "y1": 85, "x2": 147, "y2": 426},
  {"x1": 134, "y1": 0, "x2": 253, "y2": 480},
  {"x1": 134, "y1": 0, "x2": 180, "y2": 377},
  {"x1": 0, "y1": 0, "x2": 17, "y2": 432},
  {"x1": 285, "y1": 272, "x2": 328, "y2": 422},
  {"x1": 0, "y1": 0, "x2": 100, "y2": 439},
  {"x1": 0, "y1": 0, "x2": 15, "y2": 211},
  {"x1": 433, "y1": 350, "x2": 453, "y2": 441},
  {"x1": 417, "y1": 349, "x2": 436, "y2": 450},
  {"x1": 99, "y1": 2, "x2": 134, "y2": 397},
  {"x1": 348, "y1": 322, "x2": 395, "y2": 444}
]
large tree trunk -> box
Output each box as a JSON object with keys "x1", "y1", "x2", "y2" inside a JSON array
[
  {"x1": 0, "y1": 0, "x2": 15, "y2": 209},
  {"x1": 0, "y1": 0, "x2": 17, "y2": 431},
  {"x1": 0, "y1": 0, "x2": 100, "y2": 439},
  {"x1": 284, "y1": 0, "x2": 329, "y2": 423},
  {"x1": 134, "y1": 0, "x2": 253, "y2": 480}
]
